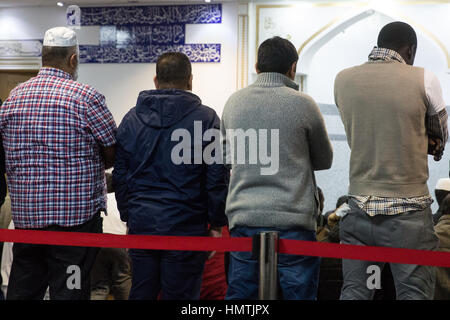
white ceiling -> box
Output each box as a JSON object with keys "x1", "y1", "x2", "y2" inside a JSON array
[
  {"x1": 0, "y1": 0, "x2": 242, "y2": 8},
  {"x1": 0, "y1": 0, "x2": 437, "y2": 8}
]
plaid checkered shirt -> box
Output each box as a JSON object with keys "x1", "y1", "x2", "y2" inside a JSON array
[
  {"x1": 350, "y1": 47, "x2": 448, "y2": 216},
  {"x1": 0, "y1": 67, "x2": 117, "y2": 228}
]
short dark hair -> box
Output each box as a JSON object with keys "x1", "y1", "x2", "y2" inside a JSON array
[
  {"x1": 41, "y1": 45, "x2": 76, "y2": 68},
  {"x1": 377, "y1": 22, "x2": 417, "y2": 51},
  {"x1": 256, "y1": 36, "x2": 298, "y2": 74},
  {"x1": 156, "y1": 52, "x2": 192, "y2": 88}
]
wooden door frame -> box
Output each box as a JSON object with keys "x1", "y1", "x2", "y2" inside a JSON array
[{"x1": 0, "y1": 68, "x2": 39, "y2": 102}]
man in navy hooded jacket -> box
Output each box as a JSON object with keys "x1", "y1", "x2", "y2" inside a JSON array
[{"x1": 113, "y1": 52, "x2": 229, "y2": 300}]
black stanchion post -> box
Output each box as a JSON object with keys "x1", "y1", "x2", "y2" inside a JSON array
[{"x1": 256, "y1": 231, "x2": 279, "y2": 300}]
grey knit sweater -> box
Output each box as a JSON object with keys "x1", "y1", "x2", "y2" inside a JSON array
[{"x1": 221, "y1": 72, "x2": 333, "y2": 232}]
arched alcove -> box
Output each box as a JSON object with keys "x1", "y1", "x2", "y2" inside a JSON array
[
  {"x1": 298, "y1": 8, "x2": 450, "y2": 104},
  {"x1": 306, "y1": 8, "x2": 449, "y2": 215}
]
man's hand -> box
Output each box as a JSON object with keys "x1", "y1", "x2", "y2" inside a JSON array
[
  {"x1": 207, "y1": 226, "x2": 223, "y2": 260},
  {"x1": 327, "y1": 212, "x2": 340, "y2": 229},
  {"x1": 428, "y1": 136, "x2": 444, "y2": 161},
  {"x1": 316, "y1": 226, "x2": 329, "y2": 242}
]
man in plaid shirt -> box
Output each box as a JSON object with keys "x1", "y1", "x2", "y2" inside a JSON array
[{"x1": 0, "y1": 27, "x2": 116, "y2": 300}]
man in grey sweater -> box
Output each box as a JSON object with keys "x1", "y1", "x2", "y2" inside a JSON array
[{"x1": 222, "y1": 36, "x2": 333, "y2": 300}]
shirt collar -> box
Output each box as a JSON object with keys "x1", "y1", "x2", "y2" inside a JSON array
[
  {"x1": 368, "y1": 46, "x2": 406, "y2": 64},
  {"x1": 253, "y1": 72, "x2": 299, "y2": 91},
  {"x1": 38, "y1": 67, "x2": 74, "y2": 80}
]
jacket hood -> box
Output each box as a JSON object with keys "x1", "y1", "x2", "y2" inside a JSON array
[{"x1": 135, "y1": 89, "x2": 202, "y2": 128}]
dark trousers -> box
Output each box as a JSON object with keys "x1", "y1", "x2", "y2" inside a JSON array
[
  {"x1": 128, "y1": 249, "x2": 207, "y2": 300},
  {"x1": 340, "y1": 200, "x2": 439, "y2": 300},
  {"x1": 6, "y1": 213, "x2": 102, "y2": 300},
  {"x1": 90, "y1": 247, "x2": 132, "y2": 300}
]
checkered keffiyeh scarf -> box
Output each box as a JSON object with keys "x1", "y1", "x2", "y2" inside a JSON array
[{"x1": 368, "y1": 46, "x2": 406, "y2": 64}]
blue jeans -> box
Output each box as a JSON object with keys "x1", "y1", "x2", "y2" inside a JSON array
[
  {"x1": 225, "y1": 226, "x2": 320, "y2": 300},
  {"x1": 128, "y1": 249, "x2": 207, "y2": 300}
]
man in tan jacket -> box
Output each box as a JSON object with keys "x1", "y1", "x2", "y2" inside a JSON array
[{"x1": 335, "y1": 22, "x2": 448, "y2": 300}]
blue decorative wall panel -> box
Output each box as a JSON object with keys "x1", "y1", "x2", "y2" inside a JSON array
[
  {"x1": 79, "y1": 4, "x2": 222, "y2": 64},
  {"x1": 81, "y1": 4, "x2": 222, "y2": 26},
  {"x1": 99, "y1": 24, "x2": 186, "y2": 47},
  {"x1": 79, "y1": 44, "x2": 221, "y2": 63}
]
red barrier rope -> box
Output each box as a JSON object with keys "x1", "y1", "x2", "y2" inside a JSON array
[
  {"x1": 0, "y1": 229, "x2": 252, "y2": 252},
  {"x1": 1, "y1": 229, "x2": 450, "y2": 268},
  {"x1": 278, "y1": 240, "x2": 450, "y2": 268}
]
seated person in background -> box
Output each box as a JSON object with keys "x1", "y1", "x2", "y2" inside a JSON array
[
  {"x1": 316, "y1": 188, "x2": 325, "y2": 227},
  {"x1": 317, "y1": 195, "x2": 348, "y2": 242},
  {"x1": 90, "y1": 173, "x2": 132, "y2": 300},
  {"x1": 433, "y1": 178, "x2": 450, "y2": 225},
  {"x1": 317, "y1": 196, "x2": 347, "y2": 300},
  {"x1": 434, "y1": 194, "x2": 450, "y2": 300},
  {"x1": 200, "y1": 225, "x2": 230, "y2": 300},
  {"x1": 318, "y1": 188, "x2": 325, "y2": 213}
]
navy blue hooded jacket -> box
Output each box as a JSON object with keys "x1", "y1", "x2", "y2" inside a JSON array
[{"x1": 112, "y1": 89, "x2": 229, "y2": 236}]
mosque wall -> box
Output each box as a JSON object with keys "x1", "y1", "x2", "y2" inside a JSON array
[{"x1": 0, "y1": 2, "x2": 238, "y2": 123}]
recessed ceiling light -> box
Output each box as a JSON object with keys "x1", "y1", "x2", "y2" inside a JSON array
[
  {"x1": 205, "y1": 0, "x2": 212, "y2": 3},
  {"x1": 57, "y1": 2, "x2": 64, "y2": 6}
]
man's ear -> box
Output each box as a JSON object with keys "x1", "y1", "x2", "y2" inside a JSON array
[
  {"x1": 153, "y1": 76, "x2": 159, "y2": 89},
  {"x1": 287, "y1": 61, "x2": 297, "y2": 80},
  {"x1": 69, "y1": 53, "x2": 78, "y2": 69},
  {"x1": 402, "y1": 44, "x2": 416, "y2": 66}
]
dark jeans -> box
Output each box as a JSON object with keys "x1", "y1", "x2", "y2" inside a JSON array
[
  {"x1": 6, "y1": 212, "x2": 102, "y2": 300},
  {"x1": 128, "y1": 249, "x2": 207, "y2": 300},
  {"x1": 225, "y1": 226, "x2": 320, "y2": 300}
]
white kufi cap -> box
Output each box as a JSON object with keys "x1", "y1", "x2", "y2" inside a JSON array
[
  {"x1": 43, "y1": 27, "x2": 78, "y2": 47},
  {"x1": 436, "y1": 178, "x2": 450, "y2": 191}
]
